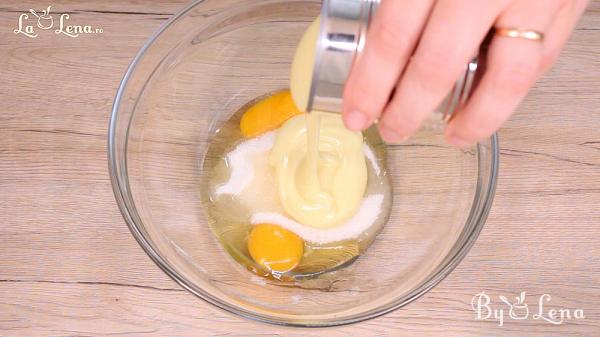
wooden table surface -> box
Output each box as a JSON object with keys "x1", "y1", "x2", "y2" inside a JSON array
[{"x1": 1, "y1": 1, "x2": 599, "y2": 336}]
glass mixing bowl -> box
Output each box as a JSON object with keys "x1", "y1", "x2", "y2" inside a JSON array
[{"x1": 108, "y1": 0, "x2": 498, "y2": 327}]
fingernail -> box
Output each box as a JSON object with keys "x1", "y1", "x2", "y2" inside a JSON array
[
  {"x1": 345, "y1": 111, "x2": 368, "y2": 131},
  {"x1": 379, "y1": 126, "x2": 407, "y2": 143},
  {"x1": 447, "y1": 135, "x2": 471, "y2": 148}
]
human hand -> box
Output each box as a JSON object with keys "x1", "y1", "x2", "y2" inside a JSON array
[{"x1": 342, "y1": 0, "x2": 589, "y2": 146}]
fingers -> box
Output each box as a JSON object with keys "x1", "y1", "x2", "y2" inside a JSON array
[
  {"x1": 342, "y1": 0, "x2": 434, "y2": 131},
  {"x1": 378, "y1": 0, "x2": 506, "y2": 142},
  {"x1": 539, "y1": 0, "x2": 590, "y2": 73},
  {"x1": 446, "y1": 0, "x2": 564, "y2": 146}
]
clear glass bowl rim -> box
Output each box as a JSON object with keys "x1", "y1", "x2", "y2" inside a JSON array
[{"x1": 108, "y1": 0, "x2": 499, "y2": 327}]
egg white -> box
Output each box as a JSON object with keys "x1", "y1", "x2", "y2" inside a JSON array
[{"x1": 214, "y1": 131, "x2": 384, "y2": 244}]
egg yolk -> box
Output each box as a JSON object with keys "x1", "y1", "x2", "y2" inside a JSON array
[
  {"x1": 240, "y1": 90, "x2": 303, "y2": 138},
  {"x1": 247, "y1": 223, "x2": 304, "y2": 273}
]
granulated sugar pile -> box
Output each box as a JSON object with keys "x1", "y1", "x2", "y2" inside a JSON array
[
  {"x1": 215, "y1": 132, "x2": 385, "y2": 244},
  {"x1": 215, "y1": 132, "x2": 275, "y2": 196}
]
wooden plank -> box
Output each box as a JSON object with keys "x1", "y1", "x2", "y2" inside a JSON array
[{"x1": 1, "y1": 0, "x2": 599, "y2": 336}]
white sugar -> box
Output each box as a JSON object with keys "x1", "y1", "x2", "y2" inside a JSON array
[
  {"x1": 215, "y1": 132, "x2": 386, "y2": 244},
  {"x1": 251, "y1": 194, "x2": 384, "y2": 244},
  {"x1": 215, "y1": 131, "x2": 275, "y2": 196},
  {"x1": 363, "y1": 143, "x2": 380, "y2": 175}
]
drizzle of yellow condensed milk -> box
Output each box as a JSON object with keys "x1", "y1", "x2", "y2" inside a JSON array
[{"x1": 269, "y1": 17, "x2": 367, "y2": 229}]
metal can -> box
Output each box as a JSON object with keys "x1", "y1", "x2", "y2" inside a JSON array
[{"x1": 308, "y1": 0, "x2": 483, "y2": 122}]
